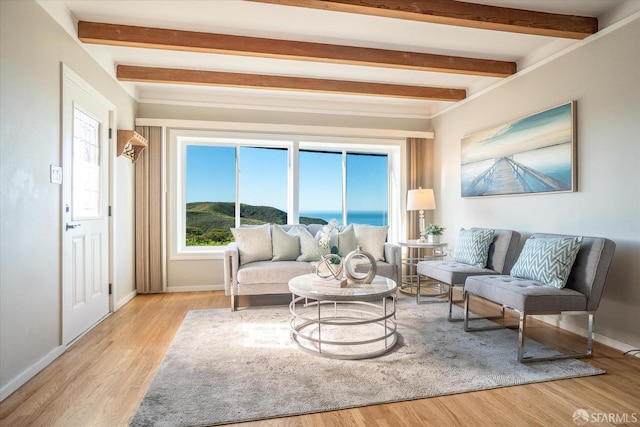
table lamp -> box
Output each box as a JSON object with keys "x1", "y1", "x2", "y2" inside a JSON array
[{"x1": 407, "y1": 187, "x2": 435, "y2": 243}]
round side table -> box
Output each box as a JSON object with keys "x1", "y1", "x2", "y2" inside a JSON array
[{"x1": 398, "y1": 240, "x2": 448, "y2": 302}]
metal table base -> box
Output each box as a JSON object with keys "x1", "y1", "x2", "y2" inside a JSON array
[{"x1": 289, "y1": 295, "x2": 397, "y2": 360}]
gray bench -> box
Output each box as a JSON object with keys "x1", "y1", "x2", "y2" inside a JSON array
[
  {"x1": 416, "y1": 228, "x2": 520, "y2": 321},
  {"x1": 463, "y1": 233, "x2": 616, "y2": 363}
]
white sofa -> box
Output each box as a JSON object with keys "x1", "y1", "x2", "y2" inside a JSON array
[{"x1": 223, "y1": 223, "x2": 401, "y2": 310}]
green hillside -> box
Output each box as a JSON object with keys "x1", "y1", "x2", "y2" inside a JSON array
[{"x1": 185, "y1": 202, "x2": 326, "y2": 246}]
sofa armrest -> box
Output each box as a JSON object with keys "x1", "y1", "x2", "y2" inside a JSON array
[
  {"x1": 223, "y1": 243, "x2": 239, "y2": 296},
  {"x1": 384, "y1": 242, "x2": 402, "y2": 285}
]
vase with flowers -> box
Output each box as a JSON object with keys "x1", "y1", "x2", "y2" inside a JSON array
[
  {"x1": 318, "y1": 219, "x2": 338, "y2": 253},
  {"x1": 316, "y1": 219, "x2": 343, "y2": 279},
  {"x1": 423, "y1": 223, "x2": 445, "y2": 244}
]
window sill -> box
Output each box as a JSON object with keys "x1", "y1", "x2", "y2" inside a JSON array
[{"x1": 171, "y1": 247, "x2": 226, "y2": 261}]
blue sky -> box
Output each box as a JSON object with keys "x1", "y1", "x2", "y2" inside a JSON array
[{"x1": 186, "y1": 146, "x2": 387, "y2": 212}]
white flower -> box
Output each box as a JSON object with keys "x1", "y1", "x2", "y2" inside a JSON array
[{"x1": 318, "y1": 219, "x2": 338, "y2": 249}]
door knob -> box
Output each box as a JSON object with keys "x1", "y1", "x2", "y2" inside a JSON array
[{"x1": 66, "y1": 223, "x2": 81, "y2": 231}]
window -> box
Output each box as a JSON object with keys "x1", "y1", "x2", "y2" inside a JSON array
[
  {"x1": 299, "y1": 150, "x2": 343, "y2": 224},
  {"x1": 346, "y1": 152, "x2": 388, "y2": 226},
  {"x1": 185, "y1": 145, "x2": 235, "y2": 246},
  {"x1": 299, "y1": 149, "x2": 389, "y2": 226},
  {"x1": 239, "y1": 147, "x2": 288, "y2": 225},
  {"x1": 171, "y1": 130, "x2": 401, "y2": 258},
  {"x1": 72, "y1": 107, "x2": 102, "y2": 219},
  {"x1": 183, "y1": 145, "x2": 288, "y2": 246}
]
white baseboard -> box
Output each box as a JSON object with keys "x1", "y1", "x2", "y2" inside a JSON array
[
  {"x1": 166, "y1": 284, "x2": 224, "y2": 293},
  {"x1": 534, "y1": 314, "x2": 640, "y2": 358},
  {"x1": 114, "y1": 290, "x2": 137, "y2": 311},
  {"x1": 0, "y1": 345, "x2": 65, "y2": 402}
]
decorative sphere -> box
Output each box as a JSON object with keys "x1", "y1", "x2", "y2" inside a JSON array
[
  {"x1": 316, "y1": 254, "x2": 343, "y2": 280},
  {"x1": 343, "y1": 247, "x2": 377, "y2": 284}
]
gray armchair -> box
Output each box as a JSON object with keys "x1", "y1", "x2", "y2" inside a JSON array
[
  {"x1": 463, "y1": 233, "x2": 616, "y2": 363},
  {"x1": 416, "y1": 228, "x2": 521, "y2": 321}
]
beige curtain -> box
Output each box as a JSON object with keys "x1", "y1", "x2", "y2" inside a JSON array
[
  {"x1": 135, "y1": 126, "x2": 163, "y2": 293},
  {"x1": 405, "y1": 137, "x2": 433, "y2": 241}
]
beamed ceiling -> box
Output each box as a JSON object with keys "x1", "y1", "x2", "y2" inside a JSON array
[{"x1": 40, "y1": 0, "x2": 636, "y2": 118}]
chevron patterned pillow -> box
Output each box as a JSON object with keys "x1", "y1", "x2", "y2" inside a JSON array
[
  {"x1": 453, "y1": 228, "x2": 494, "y2": 267},
  {"x1": 510, "y1": 236, "x2": 583, "y2": 288}
]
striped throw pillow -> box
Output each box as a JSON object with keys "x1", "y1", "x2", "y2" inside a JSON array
[
  {"x1": 453, "y1": 228, "x2": 494, "y2": 268},
  {"x1": 510, "y1": 236, "x2": 583, "y2": 288}
]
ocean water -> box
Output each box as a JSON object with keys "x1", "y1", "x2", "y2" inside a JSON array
[{"x1": 301, "y1": 211, "x2": 387, "y2": 226}]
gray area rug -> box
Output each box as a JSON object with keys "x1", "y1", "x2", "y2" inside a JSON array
[{"x1": 130, "y1": 298, "x2": 604, "y2": 426}]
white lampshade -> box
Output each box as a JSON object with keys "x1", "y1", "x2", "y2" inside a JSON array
[{"x1": 407, "y1": 188, "x2": 436, "y2": 211}]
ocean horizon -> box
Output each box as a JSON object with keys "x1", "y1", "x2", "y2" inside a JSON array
[{"x1": 301, "y1": 210, "x2": 387, "y2": 226}]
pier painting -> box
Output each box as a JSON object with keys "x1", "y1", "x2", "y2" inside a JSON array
[{"x1": 461, "y1": 102, "x2": 576, "y2": 197}]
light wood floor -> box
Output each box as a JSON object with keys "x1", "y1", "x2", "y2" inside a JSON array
[{"x1": 1, "y1": 291, "x2": 638, "y2": 427}]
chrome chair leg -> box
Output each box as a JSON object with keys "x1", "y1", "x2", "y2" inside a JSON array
[
  {"x1": 518, "y1": 313, "x2": 595, "y2": 363},
  {"x1": 462, "y1": 291, "x2": 510, "y2": 328},
  {"x1": 448, "y1": 283, "x2": 457, "y2": 321},
  {"x1": 465, "y1": 293, "x2": 596, "y2": 363},
  {"x1": 416, "y1": 274, "x2": 448, "y2": 305}
]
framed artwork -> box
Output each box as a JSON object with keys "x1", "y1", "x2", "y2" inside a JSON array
[{"x1": 461, "y1": 101, "x2": 576, "y2": 197}]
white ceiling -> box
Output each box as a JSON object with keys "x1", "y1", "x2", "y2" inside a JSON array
[{"x1": 39, "y1": 0, "x2": 638, "y2": 119}]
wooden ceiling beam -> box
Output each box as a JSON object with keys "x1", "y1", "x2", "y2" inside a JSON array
[
  {"x1": 116, "y1": 65, "x2": 467, "y2": 101},
  {"x1": 249, "y1": 0, "x2": 598, "y2": 39},
  {"x1": 79, "y1": 21, "x2": 515, "y2": 78}
]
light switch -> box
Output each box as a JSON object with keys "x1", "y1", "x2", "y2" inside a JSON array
[{"x1": 50, "y1": 165, "x2": 62, "y2": 184}]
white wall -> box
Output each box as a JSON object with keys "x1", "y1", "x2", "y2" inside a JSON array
[
  {"x1": 0, "y1": 1, "x2": 137, "y2": 398},
  {"x1": 432, "y1": 16, "x2": 640, "y2": 349},
  {"x1": 138, "y1": 103, "x2": 433, "y2": 133}
]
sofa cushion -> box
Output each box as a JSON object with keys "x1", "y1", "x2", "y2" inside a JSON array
[
  {"x1": 330, "y1": 224, "x2": 357, "y2": 256},
  {"x1": 306, "y1": 224, "x2": 324, "y2": 236},
  {"x1": 231, "y1": 224, "x2": 272, "y2": 265},
  {"x1": 297, "y1": 228, "x2": 329, "y2": 262},
  {"x1": 417, "y1": 260, "x2": 496, "y2": 284},
  {"x1": 271, "y1": 225, "x2": 300, "y2": 261},
  {"x1": 465, "y1": 275, "x2": 587, "y2": 313},
  {"x1": 237, "y1": 260, "x2": 315, "y2": 285},
  {"x1": 510, "y1": 236, "x2": 582, "y2": 288},
  {"x1": 354, "y1": 224, "x2": 388, "y2": 261},
  {"x1": 453, "y1": 228, "x2": 494, "y2": 268}
]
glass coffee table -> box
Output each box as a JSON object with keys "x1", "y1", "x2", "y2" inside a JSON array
[{"x1": 288, "y1": 274, "x2": 397, "y2": 360}]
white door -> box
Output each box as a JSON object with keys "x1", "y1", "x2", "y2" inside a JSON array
[{"x1": 62, "y1": 67, "x2": 112, "y2": 345}]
